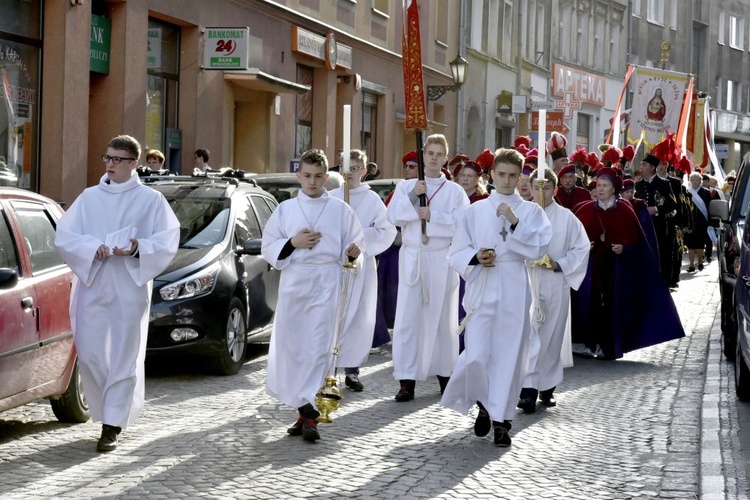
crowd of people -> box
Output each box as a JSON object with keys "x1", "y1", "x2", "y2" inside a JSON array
[
  {"x1": 56, "y1": 130, "x2": 728, "y2": 453},
  {"x1": 256, "y1": 129, "x2": 712, "y2": 447}
]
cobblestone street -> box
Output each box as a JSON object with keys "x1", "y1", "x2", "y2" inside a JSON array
[{"x1": 0, "y1": 260, "x2": 743, "y2": 499}]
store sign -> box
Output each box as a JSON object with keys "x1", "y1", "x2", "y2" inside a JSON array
[
  {"x1": 715, "y1": 143, "x2": 729, "y2": 159},
  {"x1": 90, "y1": 15, "x2": 111, "y2": 75},
  {"x1": 291, "y1": 27, "x2": 352, "y2": 70},
  {"x1": 552, "y1": 63, "x2": 605, "y2": 106},
  {"x1": 532, "y1": 111, "x2": 567, "y2": 133},
  {"x1": 203, "y1": 28, "x2": 249, "y2": 69},
  {"x1": 147, "y1": 27, "x2": 162, "y2": 69},
  {"x1": 512, "y1": 95, "x2": 527, "y2": 114}
]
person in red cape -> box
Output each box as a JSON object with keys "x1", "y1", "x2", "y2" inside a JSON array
[
  {"x1": 555, "y1": 163, "x2": 590, "y2": 212},
  {"x1": 572, "y1": 167, "x2": 684, "y2": 359}
]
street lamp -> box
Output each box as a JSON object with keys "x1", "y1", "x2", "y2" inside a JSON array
[{"x1": 427, "y1": 54, "x2": 469, "y2": 101}]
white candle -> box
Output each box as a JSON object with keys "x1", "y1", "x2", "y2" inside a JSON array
[
  {"x1": 537, "y1": 109, "x2": 546, "y2": 181},
  {"x1": 342, "y1": 104, "x2": 351, "y2": 174}
]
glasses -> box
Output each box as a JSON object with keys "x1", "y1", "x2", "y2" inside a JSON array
[{"x1": 102, "y1": 155, "x2": 136, "y2": 164}]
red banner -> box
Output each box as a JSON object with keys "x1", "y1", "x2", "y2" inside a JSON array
[{"x1": 402, "y1": 0, "x2": 427, "y2": 130}]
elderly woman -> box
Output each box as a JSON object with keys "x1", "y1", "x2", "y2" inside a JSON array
[
  {"x1": 572, "y1": 168, "x2": 684, "y2": 359},
  {"x1": 685, "y1": 171, "x2": 714, "y2": 272}
]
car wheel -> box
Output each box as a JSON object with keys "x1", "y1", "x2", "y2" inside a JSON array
[
  {"x1": 736, "y1": 338, "x2": 750, "y2": 401},
  {"x1": 209, "y1": 297, "x2": 247, "y2": 376},
  {"x1": 50, "y1": 361, "x2": 90, "y2": 423}
]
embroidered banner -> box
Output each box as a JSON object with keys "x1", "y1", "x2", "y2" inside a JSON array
[
  {"x1": 627, "y1": 66, "x2": 689, "y2": 149},
  {"x1": 402, "y1": 0, "x2": 427, "y2": 130}
]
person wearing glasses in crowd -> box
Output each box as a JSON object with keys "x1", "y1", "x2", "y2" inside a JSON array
[
  {"x1": 55, "y1": 135, "x2": 180, "y2": 452},
  {"x1": 330, "y1": 150, "x2": 397, "y2": 392}
]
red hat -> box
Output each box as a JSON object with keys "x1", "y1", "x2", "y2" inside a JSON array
[
  {"x1": 514, "y1": 135, "x2": 532, "y2": 150},
  {"x1": 569, "y1": 147, "x2": 589, "y2": 165},
  {"x1": 402, "y1": 150, "x2": 418, "y2": 165},
  {"x1": 588, "y1": 180, "x2": 598, "y2": 190},
  {"x1": 650, "y1": 132, "x2": 680, "y2": 166},
  {"x1": 558, "y1": 164, "x2": 576, "y2": 177},
  {"x1": 441, "y1": 166, "x2": 454, "y2": 180},
  {"x1": 676, "y1": 156, "x2": 694, "y2": 175},
  {"x1": 516, "y1": 144, "x2": 530, "y2": 157},
  {"x1": 524, "y1": 149, "x2": 539, "y2": 167},
  {"x1": 547, "y1": 132, "x2": 568, "y2": 160},
  {"x1": 456, "y1": 160, "x2": 484, "y2": 177},
  {"x1": 586, "y1": 152, "x2": 600, "y2": 170},
  {"x1": 621, "y1": 145, "x2": 636, "y2": 163},
  {"x1": 449, "y1": 154, "x2": 471, "y2": 166},
  {"x1": 622, "y1": 178, "x2": 635, "y2": 191},
  {"x1": 475, "y1": 149, "x2": 495, "y2": 171},
  {"x1": 597, "y1": 167, "x2": 623, "y2": 194},
  {"x1": 601, "y1": 146, "x2": 623, "y2": 165}
]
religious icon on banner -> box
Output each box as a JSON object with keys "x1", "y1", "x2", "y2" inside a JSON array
[{"x1": 646, "y1": 89, "x2": 666, "y2": 121}]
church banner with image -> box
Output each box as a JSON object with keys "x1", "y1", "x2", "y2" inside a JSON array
[{"x1": 627, "y1": 66, "x2": 689, "y2": 149}]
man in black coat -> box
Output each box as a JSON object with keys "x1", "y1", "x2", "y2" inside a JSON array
[{"x1": 635, "y1": 153, "x2": 678, "y2": 287}]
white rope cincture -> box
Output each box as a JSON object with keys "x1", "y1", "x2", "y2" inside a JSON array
[
  {"x1": 529, "y1": 264, "x2": 546, "y2": 324},
  {"x1": 404, "y1": 246, "x2": 429, "y2": 306},
  {"x1": 454, "y1": 265, "x2": 489, "y2": 336}
]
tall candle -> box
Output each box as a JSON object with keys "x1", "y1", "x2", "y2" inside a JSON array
[
  {"x1": 342, "y1": 105, "x2": 351, "y2": 174},
  {"x1": 537, "y1": 109, "x2": 546, "y2": 180}
]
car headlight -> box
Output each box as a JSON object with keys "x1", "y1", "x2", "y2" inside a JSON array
[{"x1": 160, "y1": 262, "x2": 221, "y2": 301}]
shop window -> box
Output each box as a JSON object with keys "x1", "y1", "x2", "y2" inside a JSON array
[
  {"x1": 361, "y1": 92, "x2": 378, "y2": 163},
  {"x1": 295, "y1": 65, "x2": 314, "y2": 158},
  {"x1": 145, "y1": 19, "x2": 180, "y2": 161},
  {"x1": 0, "y1": 39, "x2": 40, "y2": 190},
  {"x1": 576, "y1": 113, "x2": 590, "y2": 152}
]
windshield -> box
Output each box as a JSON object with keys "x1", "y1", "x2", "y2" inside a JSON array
[{"x1": 165, "y1": 196, "x2": 231, "y2": 248}]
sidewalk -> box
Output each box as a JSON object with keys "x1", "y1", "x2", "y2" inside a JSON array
[{"x1": 701, "y1": 306, "x2": 750, "y2": 499}]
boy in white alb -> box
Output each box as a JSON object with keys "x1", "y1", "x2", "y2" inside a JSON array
[
  {"x1": 330, "y1": 149, "x2": 397, "y2": 391},
  {"x1": 386, "y1": 134, "x2": 470, "y2": 401},
  {"x1": 261, "y1": 149, "x2": 364, "y2": 442},
  {"x1": 441, "y1": 148, "x2": 552, "y2": 447}
]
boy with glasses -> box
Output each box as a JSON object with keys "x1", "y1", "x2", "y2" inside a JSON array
[{"x1": 55, "y1": 135, "x2": 179, "y2": 452}]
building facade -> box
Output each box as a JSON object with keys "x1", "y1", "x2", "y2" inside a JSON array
[{"x1": 1, "y1": 0, "x2": 462, "y2": 206}]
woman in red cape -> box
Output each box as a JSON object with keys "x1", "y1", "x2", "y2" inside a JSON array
[{"x1": 572, "y1": 168, "x2": 684, "y2": 359}]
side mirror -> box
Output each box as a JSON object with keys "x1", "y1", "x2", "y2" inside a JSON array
[
  {"x1": 0, "y1": 268, "x2": 18, "y2": 290},
  {"x1": 238, "y1": 238, "x2": 263, "y2": 256},
  {"x1": 709, "y1": 199, "x2": 729, "y2": 222}
]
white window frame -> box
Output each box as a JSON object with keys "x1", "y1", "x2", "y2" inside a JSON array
[
  {"x1": 669, "y1": 0, "x2": 677, "y2": 29},
  {"x1": 719, "y1": 12, "x2": 725, "y2": 45},
  {"x1": 371, "y1": 0, "x2": 389, "y2": 18},
  {"x1": 647, "y1": 0, "x2": 664, "y2": 25},
  {"x1": 632, "y1": 0, "x2": 641, "y2": 18},
  {"x1": 729, "y1": 15, "x2": 744, "y2": 50}
]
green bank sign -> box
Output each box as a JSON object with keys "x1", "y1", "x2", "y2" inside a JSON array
[
  {"x1": 203, "y1": 28, "x2": 249, "y2": 69},
  {"x1": 90, "y1": 15, "x2": 111, "y2": 74}
]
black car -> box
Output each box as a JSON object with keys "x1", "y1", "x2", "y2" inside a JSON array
[
  {"x1": 144, "y1": 176, "x2": 280, "y2": 375},
  {"x1": 712, "y1": 155, "x2": 750, "y2": 365},
  {"x1": 251, "y1": 173, "x2": 300, "y2": 203}
]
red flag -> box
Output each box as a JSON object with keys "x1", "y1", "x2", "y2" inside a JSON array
[{"x1": 402, "y1": 0, "x2": 427, "y2": 130}]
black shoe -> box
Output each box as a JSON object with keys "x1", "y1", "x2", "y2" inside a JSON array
[
  {"x1": 706, "y1": 256, "x2": 712, "y2": 263},
  {"x1": 302, "y1": 418, "x2": 320, "y2": 442},
  {"x1": 539, "y1": 388, "x2": 557, "y2": 407},
  {"x1": 698, "y1": 263, "x2": 704, "y2": 271},
  {"x1": 437, "y1": 375, "x2": 450, "y2": 395},
  {"x1": 492, "y1": 421, "x2": 512, "y2": 447},
  {"x1": 345, "y1": 374, "x2": 364, "y2": 392},
  {"x1": 96, "y1": 424, "x2": 121, "y2": 453},
  {"x1": 395, "y1": 380, "x2": 415, "y2": 402},
  {"x1": 287, "y1": 416, "x2": 305, "y2": 436},
  {"x1": 474, "y1": 402, "x2": 491, "y2": 437},
  {"x1": 517, "y1": 388, "x2": 538, "y2": 414},
  {"x1": 687, "y1": 266, "x2": 695, "y2": 273}
]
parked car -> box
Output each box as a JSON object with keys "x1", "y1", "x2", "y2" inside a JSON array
[
  {"x1": 365, "y1": 178, "x2": 400, "y2": 203},
  {"x1": 712, "y1": 155, "x2": 750, "y2": 364},
  {"x1": 143, "y1": 175, "x2": 280, "y2": 375},
  {"x1": 251, "y1": 173, "x2": 301, "y2": 203},
  {"x1": 0, "y1": 188, "x2": 89, "y2": 423}
]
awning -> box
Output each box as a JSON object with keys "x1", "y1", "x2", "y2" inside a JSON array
[{"x1": 224, "y1": 69, "x2": 310, "y2": 94}]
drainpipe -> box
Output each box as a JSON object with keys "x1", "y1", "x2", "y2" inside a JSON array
[
  {"x1": 456, "y1": 0, "x2": 467, "y2": 153},
  {"x1": 516, "y1": 0, "x2": 524, "y2": 138}
]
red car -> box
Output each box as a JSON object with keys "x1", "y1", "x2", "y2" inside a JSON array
[{"x1": 0, "y1": 187, "x2": 88, "y2": 422}]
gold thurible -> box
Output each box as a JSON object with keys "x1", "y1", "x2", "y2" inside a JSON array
[{"x1": 531, "y1": 176, "x2": 554, "y2": 269}]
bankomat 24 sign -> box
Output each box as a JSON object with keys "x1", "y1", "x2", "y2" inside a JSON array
[{"x1": 203, "y1": 28, "x2": 249, "y2": 69}]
